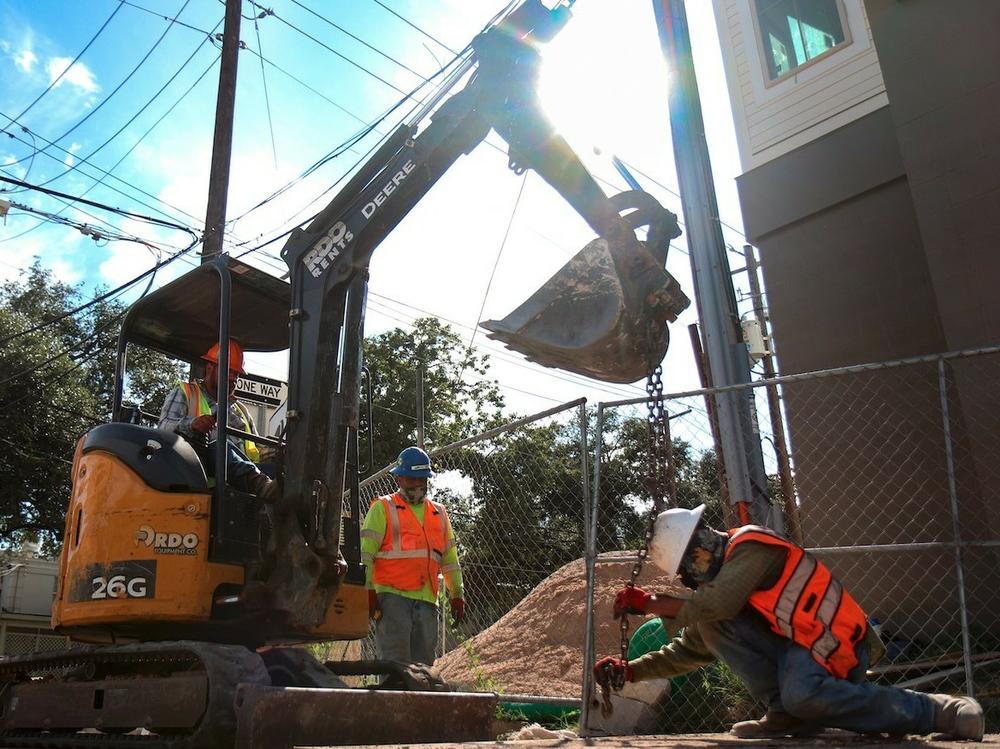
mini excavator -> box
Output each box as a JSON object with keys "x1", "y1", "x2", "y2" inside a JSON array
[{"x1": 0, "y1": 2, "x2": 689, "y2": 747}]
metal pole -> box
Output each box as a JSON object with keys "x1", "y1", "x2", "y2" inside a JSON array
[
  {"x1": 201, "y1": 0, "x2": 242, "y2": 262},
  {"x1": 744, "y1": 245, "x2": 801, "y2": 543},
  {"x1": 688, "y1": 322, "x2": 734, "y2": 526},
  {"x1": 416, "y1": 363, "x2": 425, "y2": 448},
  {"x1": 937, "y1": 358, "x2": 975, "y2": 697},
  {"x1": 652, "y1": 0, "x2": 771, "y2": 526},
  {"x1": 580, "y1": 404, "x2": 604, "y2": 738}
]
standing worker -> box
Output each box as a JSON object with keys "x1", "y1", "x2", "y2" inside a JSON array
[
  {"x1": 158, "y1": 340, "x2": 277, "y2": 502},
  {"x1": 361, "y1": 446, "x2": 465, "y2": 666},
  {"x1": 594, "y1": 505, "x2": 983, "y2": 740}
]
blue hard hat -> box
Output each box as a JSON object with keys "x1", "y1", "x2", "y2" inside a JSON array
[{"x1": 389, "y1": 446, "x2": 434, "y2": 478}]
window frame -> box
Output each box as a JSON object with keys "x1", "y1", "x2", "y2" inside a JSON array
[{"x1": 750, "y1": 0, "x2": 853, "y2": 88}]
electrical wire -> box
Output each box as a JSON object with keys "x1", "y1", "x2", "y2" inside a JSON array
[
  {"x1": 251, "y1": 11, "x2": 279, "y2": 169},
  {"x1": 263, "y1": 6, "x2": 411, "y2": 97},
  {"x1": 366, "y1": 0, "x2": 459, "y2": 55},
  {"x1": 0, "y1": 176, "x2": 198, "y2": 239},
  {"x1": 0, "y1": 236, "x2": 200, "y2": 346},
  {"x1": 5, "y1": 2, "x2": 125, "y2": 136},
  {"x1": 283, "y1": 0, "x2": 431, "y2": 83},
  {"x1": 23, "y1": 0, "x2": 193, "y2": 182},
  {"x1": 466, "y1": 172, "x2": 526, "y2": 359}
]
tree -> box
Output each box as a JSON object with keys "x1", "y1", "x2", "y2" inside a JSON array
[
  {"x1": 0, "y1": 263, "x2": 184, "y2": 552},
  {"x1": 361, "y1": 316, "x2": 505, "y2": 471}
]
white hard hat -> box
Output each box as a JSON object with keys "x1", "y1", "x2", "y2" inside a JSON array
[{"x1": 649, "y1": 504, "x2": 706, "y2": 576}]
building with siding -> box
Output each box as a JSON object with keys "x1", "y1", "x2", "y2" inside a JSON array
[
  {"x1": 711, "y1": 0, "x2": 1000, "y2": 631},
  {"x1": 0, "y1": 557, "x2": 68, "y2": 657}
]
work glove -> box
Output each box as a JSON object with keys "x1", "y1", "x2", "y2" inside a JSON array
[
  {"x1": 368, "y1": 589, "x2": 381, "y2": 621},
  {"x1": 613, "y1": 586, "x2": 651, "y2": 619},
  {"x1": 593, "y1": 656, "x2": 633, "y2": 689},
  {"x1": 191, "y1": 414, "x2": 216, "y2": 434},
  {"x1": 450, "y1": 598, "x2": 466, "y2": 623}
]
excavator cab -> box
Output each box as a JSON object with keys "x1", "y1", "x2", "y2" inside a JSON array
[{"x1": 51, "y1": 257, "x2": 368, "y2": 646}]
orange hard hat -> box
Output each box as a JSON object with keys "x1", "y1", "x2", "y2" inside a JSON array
[{"x1": 202, "y1": 340, "x2": 246, "y2": 374}]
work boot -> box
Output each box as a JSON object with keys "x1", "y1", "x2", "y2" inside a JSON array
[
  {"x1": 929, "y1": 693, "x2": 984, "y2": 741},
  {"x1": 731, "y1": 711, "x2": 822, "y2": 739},
  {"x1": 250, "y1": 473, "x2": 281, "y2": 504}
]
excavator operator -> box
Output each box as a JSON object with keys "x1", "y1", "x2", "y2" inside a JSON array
[
  {"x1": 157, "y1": 339, "x2": 278, "y2": 503},
  {"x1": 361, "y1": 447, "x2": 465, "y2": 666}
]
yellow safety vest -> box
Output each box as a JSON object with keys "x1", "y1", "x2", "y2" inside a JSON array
[{"x1": 180, "y1": 381, "x2": 260, "y2": 463}]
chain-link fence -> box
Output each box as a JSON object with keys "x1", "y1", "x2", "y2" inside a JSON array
[
  {"x1": 327, "y1": 399, "x2": 592, "y2": 694},
  {"x1": 0, "y1": 625, "x2": 69, "y2": 657},
  {"x1": 583, "y1": 345, "x2": 1000, "y2": 735}
]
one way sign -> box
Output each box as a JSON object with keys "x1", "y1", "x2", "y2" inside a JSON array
[{"x1": 235, "y1": 372, "x2": 287, "y2": 407}]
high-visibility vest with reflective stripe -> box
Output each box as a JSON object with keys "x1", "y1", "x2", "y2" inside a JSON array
[
  {"x1": 370, "y1": 493, "x2": 450, "y2": 595},
  {"x1": 726, "y1": 526, "x2": 869, "y2": 679},
  {"x1": 180, "y1": 381, "x2": 260, "y2": 463}
]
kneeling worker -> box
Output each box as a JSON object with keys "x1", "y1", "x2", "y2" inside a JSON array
[
  {"x1": 158, "y1": 340, "x2": 277, "y2": 502},
  {"x1": 594, "y1": 505, "x2": 983, "y2": 740},
  {"x1": 361, "y1": 446, "x2": 465, "y2": 666}
]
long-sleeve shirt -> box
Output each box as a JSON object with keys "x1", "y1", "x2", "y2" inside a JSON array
[
  {"x1": 158, "y1": 381, "x2": 258, "y2": 446},
  {"x1": 629, "y1": 541, "x2": 884, "y2": 682},
  {"x1": 360, "y1": 495, "x2": 464, "y2": 605}
]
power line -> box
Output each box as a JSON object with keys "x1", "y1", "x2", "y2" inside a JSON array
[
  {"x1": 0, "y1": 236, "x2": 199, "y2": 346},
  {"x1": 6, "y1": 2, "x2": 125, "y2": 130},
  {"x1": 34, "y1": 5, "x2": 213, "y2": 190},
  {"x1": 284, "y1": 0, "x2": 431, "y2": 83},
  {"x1": 0, "y1": 176, "x2": 198, "y2": 239},
  {"x1": 23, "y1": 0, "x2": 193, "y2": 179},
  {"x1": 264, "y1": 6, "x2": 412, "y2": 97},
  {"x1": 467, "y1": 172, "x2": 526, "y2": 358},
  {"x1": 366, "y1": 0, "x2": 459, "y2": 56},
  {"x1": 251, "y1": 11, "x2": 279, "y2": 169}
]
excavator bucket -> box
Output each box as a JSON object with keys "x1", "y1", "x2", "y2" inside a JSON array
[{"x1": 481, "y1": 232, "x2": 690, "y2": 383}]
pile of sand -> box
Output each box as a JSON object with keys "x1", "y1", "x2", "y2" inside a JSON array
[{"x1": 435, "y1": 553, "x2": 687, "y2": 697}]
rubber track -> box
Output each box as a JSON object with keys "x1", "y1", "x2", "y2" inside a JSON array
[{"x1": 0, "y1": 641, "x2": 269, "y2": 749}]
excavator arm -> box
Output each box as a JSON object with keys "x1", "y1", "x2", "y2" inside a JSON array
[{"x1": 257, "y1": 0, "x2": 689, "y2": 628}]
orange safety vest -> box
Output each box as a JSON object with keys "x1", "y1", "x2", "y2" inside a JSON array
[
  {"x1": 372, "y1": 493, "x2": 449, "y2": 595},
  {"x1": 726, "y1": 526, "x2": 869, "y2": 679},
  {"x1": 180, "y1": 381, "x2": 260, "y2": 463}
]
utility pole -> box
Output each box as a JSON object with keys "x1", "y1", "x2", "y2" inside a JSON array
[
  {"x1": 744, "y1": 245, "x2": 803, "y2": 543},
  {"x1": 201, "y1": 0, "x2": 243, "y2": 262},
  {"x1": 651, "y1": 0, "x2": 773, "y2": 527},
  {"x1": 415, "y1": 363, "x2": 425, "y2": 449}
]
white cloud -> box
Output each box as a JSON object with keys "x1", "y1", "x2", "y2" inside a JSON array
[
  {"x1": 64, "y1": 142, "x2": 80, "y2": 168},
  {"x1": 47, "y1": 257, "x2": 83, "y2": 285},
  {"x1": 46, "y1": 56, "x2": 98, "y2": 93},
  {"x1": 13, "y1": 48, "x2": 36, "y2": 73}
]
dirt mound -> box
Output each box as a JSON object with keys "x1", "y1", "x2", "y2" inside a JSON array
[{"x1": 435, "y1": 553, "x2": 687, "y2": 697}]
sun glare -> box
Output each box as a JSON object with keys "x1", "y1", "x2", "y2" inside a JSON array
[{"x1": 538, "y1": 6, "x2": 667, "y2": 157}]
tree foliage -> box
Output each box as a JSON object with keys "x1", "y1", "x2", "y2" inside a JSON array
[
  {"x1": 362, "y1": 316, "x2": 505, "y2": 471},
  {"x1": 0, "y1": 264, "x2": 184, "y2": 551}
]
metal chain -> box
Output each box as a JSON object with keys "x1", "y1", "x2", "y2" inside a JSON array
[{"x1": 601, "y1": 366, "x2": 675, "y2": 717}]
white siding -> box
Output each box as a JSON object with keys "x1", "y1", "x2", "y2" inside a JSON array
[{"x1": 712, "y1": 0, "x2": 887, "y2": 172}]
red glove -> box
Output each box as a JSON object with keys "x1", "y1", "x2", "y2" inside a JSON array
[
  {"x1": 191, "y1": 414, "x2": 216, "y2": 434},
  {"x1": 614, "y1": 586, "x2": 651, "y2": 619},
  {"x1": 450, "y1": 598, "x2": 466, "y2": 623},
  {"x1": 368, "y1": 589, "x2": 380, "y2": 620},
  {"x1": 593, "y1": 656, "x2": 633, "y2": 688}
]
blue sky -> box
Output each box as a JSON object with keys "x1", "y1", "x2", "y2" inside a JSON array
[{"x1": 0, "y1": 0, "x2": 754, "y2": 415}]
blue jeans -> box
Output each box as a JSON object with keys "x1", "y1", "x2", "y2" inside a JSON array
[
  {"x1": 197, "y1": 442, "x2": 261, "y2": 493},
  {"x1": 375, "y1": 592, "x2": 438, "y2": 666},
  {"x1": 699, "y1": 610, "x2": 937, "y2": 735}
]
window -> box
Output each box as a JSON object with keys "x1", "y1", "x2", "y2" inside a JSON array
[{"x1": 753, "y1": 0, "x2": 849, "y2": 82}]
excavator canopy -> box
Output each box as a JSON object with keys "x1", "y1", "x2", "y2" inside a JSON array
[{"x1": 119, "y1": 257, "x2": 291, "y2": 363}]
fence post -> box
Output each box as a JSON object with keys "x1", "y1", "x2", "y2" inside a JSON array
[
  {"x1": 580, "y1": 404, "x2": 604, "y2": 737},
  {"x1": 937, "y1": 358, "x2": 974, "y2": 697}
]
